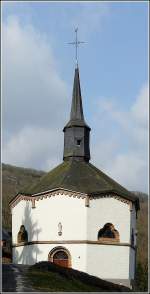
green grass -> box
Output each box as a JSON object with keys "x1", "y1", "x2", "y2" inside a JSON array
[
  {"x1": 26, "y1": 262, "x2": 131, "y2": 292},
  {"x1": 27, "y1": 269, "x2": 104, "y2": 292}
]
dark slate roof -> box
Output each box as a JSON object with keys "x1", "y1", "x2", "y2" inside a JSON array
[
  {"x1": 22, "y1": 160, "x2": 139, "y2": 209},
  {"x1": 64, "y1": 67, "x2": 90, "y2": 130},
  {"x1": 70, "y1": 67, "x2": 84, "y2": 121}
]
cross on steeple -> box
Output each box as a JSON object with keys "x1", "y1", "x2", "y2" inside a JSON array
[{"x1": 68, "y1": 28, "x2": 85, "y2": 67}]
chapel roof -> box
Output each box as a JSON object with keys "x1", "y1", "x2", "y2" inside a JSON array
[{"x1": 22, "y1": 160, "x2": 139, "y2": 208}]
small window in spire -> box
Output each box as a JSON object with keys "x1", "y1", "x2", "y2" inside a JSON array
[{"x1": 77, "y1": 139, "x2": 81, "y2": 146}]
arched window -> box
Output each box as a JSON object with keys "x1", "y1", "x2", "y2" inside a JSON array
[
  {"x1": 98, "y1": 223, "x2": 120, "y2": 242},
  {"x1": 53, "y1": 251, "x2": 68, "y2": 260},
  {"x1": 17, "y1": 225, "x2": 28, "y2": 243}
]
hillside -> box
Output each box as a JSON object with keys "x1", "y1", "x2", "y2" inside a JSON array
[
  {"x1": 2, "y1": 163, "x2": 45, "y2": 230},
  {"x1": 2, "y1": 163, "x2": 148, "y2": 290},
  {"x1": 135, "y1": 192, "x2": 148, "y2": 264}
]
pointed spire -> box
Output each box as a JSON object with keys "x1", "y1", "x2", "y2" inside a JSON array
[
  {"x1": 63, "y1": 66, "x2": 91, "y2": 162},
  {"x1": 64, "y1": 67, "x2": 90, "y2": 129},
  {"x1": 70, "y1": 66, "x2": 84, "y2": 121}
]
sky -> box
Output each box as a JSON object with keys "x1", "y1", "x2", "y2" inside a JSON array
[{"x1": 2, "y1": 1, "x2": 149, "y2": 193}]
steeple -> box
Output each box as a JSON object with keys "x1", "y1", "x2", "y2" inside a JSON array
[
  {"x1": 70, "y1": 66, "x2": 84, "y2": 121},
  {"x1": 65, "y1": 66, "x2": 89, "y2": 128},
  {"x1": 63, "y1": 66, "x2": 91, "y2": 162}
]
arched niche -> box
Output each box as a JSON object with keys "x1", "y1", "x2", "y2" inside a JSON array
[
  {"x1": 17, "y1": 225, "x2": 28, "y2": 243},
  {"x1": 98, "y1": 223, "x2": 120, "y2": 242}
]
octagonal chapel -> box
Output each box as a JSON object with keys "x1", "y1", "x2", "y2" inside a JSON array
[{"x1": 10, "y1": 65, "x2": 139, "y2": 289}]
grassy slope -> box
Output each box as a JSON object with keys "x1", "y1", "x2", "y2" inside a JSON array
[
  {"x1": 27, "y1": 269, "x2": 104, "y2": 292},
  {"x1": 27, "y1": 262, "x2": 130, "y2": 292}
]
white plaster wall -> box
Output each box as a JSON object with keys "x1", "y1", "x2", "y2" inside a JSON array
[
  {"x1": 87, "y1": 197, "x2": 131, "y2": 243},
  {"x1": 12, "y1": 195, "x2": 133, "y2": 244},
  {"x1": 12, "y1": 242, "x2": 135, "y2": 280},
  {"x1": 12, "y1": 200, "x2": 31, "y2": 244},
  {"x1": 12, "y1": 194, "x2": 87, "y2": 243},
  {"x1": 13, "y1": 243, "x2": 87, "y2": 272},
  {"x1": 129, "y1": 247, "x2": 135, "y2": 279},
  {"x1": 12, "y1": 193, "x2": 136, "y2": 281},
  {"x1": 86, "y1": 244, "x2": 130, "y2": 279}
]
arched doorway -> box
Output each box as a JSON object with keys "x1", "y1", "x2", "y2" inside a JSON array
[{"x1": 48, "y1": 246, "x2": 71, "y2": 268}]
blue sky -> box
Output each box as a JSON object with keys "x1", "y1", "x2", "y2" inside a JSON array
[{"x1": 2, "y1": 1, "x2": 148, "y2": 193}]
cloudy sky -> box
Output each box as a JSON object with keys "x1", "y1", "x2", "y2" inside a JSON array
[{"x1": 2, "y1": 1, "x2": 148, "y2": 193}]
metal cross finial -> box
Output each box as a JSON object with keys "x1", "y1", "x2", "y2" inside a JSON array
[{"x1": 68, "y1": 28, "x2": 85, "y2": 67}]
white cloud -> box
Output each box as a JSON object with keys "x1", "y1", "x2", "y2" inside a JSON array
[
  {"x1": 131, "y1": 84, "x2": 149, "y2": 127},
  {"x1": 108, "y1": 152, "x2": 148, "y2": 192},
  {"x1": 2, "y1": 16, "x2": 69, "y2": 170},
  {"x1": 2, "y1": 126, "x2": 63, "y2": 170},
  {"x1": 2, "y1": 16, "x2": 69, "y2": 135},
  {"x1": 92, "y1": 84, "x2": 148, "y2": 192}
]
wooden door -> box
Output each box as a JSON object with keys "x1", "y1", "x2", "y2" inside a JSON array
[
  {"x1": 53, "y1": 258, "x2": 68, "y2": 267},
  {"x1": 53, "y1": 251, "x2": 69, "y2": 268}
]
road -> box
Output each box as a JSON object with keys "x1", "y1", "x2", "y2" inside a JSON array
[{"x1": 2, "y1": 263, "x2": 36, "y2": 292}]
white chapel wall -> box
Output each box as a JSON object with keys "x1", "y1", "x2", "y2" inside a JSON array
[
  {"x1": 87, "y1": 197, "x2": 131, "y2": 243},
  {"x1": 12, "y1": 194, "x2": 87, "y2": 243},
  {"x1": 13, "y1": 243, "x2": 87, "y2": 271},
  {"x1": 129, "y1": 247, "x2": 136, "y2": 279},
  {"x1": 12, "y1": 194, "x2": 134, "y2": 244},
  {"x1": 86, "y1": 244, "x2": 130, "y2": 279},
  {"x1": 12, "y1": 200, "x2": 33, "y2": 244},
  {"x1": 12, "y1": 192, "x2": 136, "y2": 281}
]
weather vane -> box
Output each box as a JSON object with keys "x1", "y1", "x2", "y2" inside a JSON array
[{"x1": 68, "y1": 28, "x2": 85, "y2": 67}]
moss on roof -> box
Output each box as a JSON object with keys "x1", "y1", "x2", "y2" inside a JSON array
[{"x1": 22, "y1": 160, "x2": 139, "y2": 207}]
